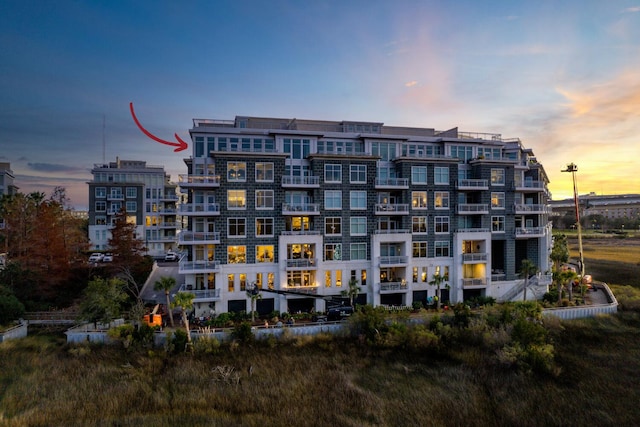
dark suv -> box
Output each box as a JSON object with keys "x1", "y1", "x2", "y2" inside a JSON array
[{"x1": 326, "y1": 306, "x2": 354, "y2": 321}]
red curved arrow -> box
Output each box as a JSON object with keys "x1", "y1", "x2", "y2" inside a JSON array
[{"x1": 130, "y1": 102, "x2": 188, "y2": 152}]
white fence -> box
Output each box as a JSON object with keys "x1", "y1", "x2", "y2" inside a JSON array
[
  {"x1": 0, "y1": 322, "x2": 28, "y2": 343},
  {"x1": 542, "y1": 283, "x2": 618, "y2": 320}
]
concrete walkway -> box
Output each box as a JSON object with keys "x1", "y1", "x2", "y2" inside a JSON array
[{"x1": 140, "y1": 261, "x2": 182, "y2": 304}]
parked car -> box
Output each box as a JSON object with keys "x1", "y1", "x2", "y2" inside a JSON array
[
  {"x1": 164, "y1": 251, "x2": 178, "y2": 262},
  {"x1": 102, "y1": 253, "x2": 114, "y2": 262},
  {"x1": 326, "y1": 306, "x2": 354, "y2": 321},
  {"x1": 88, "y1": 253, "x2": 104, "y2": 263}
]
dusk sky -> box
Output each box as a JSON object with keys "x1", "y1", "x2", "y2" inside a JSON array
[{"x1": 1, "y1": 0, "x2": 639, "y2": 209}]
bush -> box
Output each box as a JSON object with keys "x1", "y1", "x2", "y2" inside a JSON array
[
  {"x1": 0, "y1": 285, "x2": 25, "y2": 325},
  {"x1": 348, "y1": 305, "x2": 388, "y2": 345},
  {"x1": 194, "y1": 335, "x2": 221, "y2": 354},
  {"x1": 231, "y1": 321, "x2": 254, "y2": 343},
  {"x1": 172, "y1": 328, "x2": 189, "y2": 353}
]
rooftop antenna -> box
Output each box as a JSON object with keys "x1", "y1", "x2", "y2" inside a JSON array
[{"x1": 102, "y1": 114, "x2": 106, "y2": 164}]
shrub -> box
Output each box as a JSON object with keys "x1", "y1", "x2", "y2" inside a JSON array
[
  {"x1": 194, "y1": 335, "x2": 221, "y2": 354},
  {"x1": 172, "y1": 328, "x2": 189, "y2": 353},
  {"x1": 0, "y1": 285, "x2": 25, "y2": 325},
  {"x1": 231, "y1": 321, "x2": 254, "y2": 343},
  {"x1": 348, "y1": 305, "x2": 387, "y2": 345},
  {"x1": 412, "y1": 301, "x2": 424, "y2": 311}
]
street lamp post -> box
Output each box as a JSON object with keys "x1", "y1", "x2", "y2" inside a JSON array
[{"x1": 562, "y1": 163, "x2": 585, "y2": 278}]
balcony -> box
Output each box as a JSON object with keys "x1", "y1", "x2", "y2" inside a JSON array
[
  {"x1": 179, "y1": 203, "x2": 221, "y2": 216},
  {"x1": 147, "y1": 235, "x2": 177, "y2": 243},
  {"x1": 179, "y1": 260, "x2": 221, "y2": 274},
  {"x1": 178, "y1": 174, "x2": 221, "y2": 187},
  {"x1": 515, "y1": 227, "x2": 546, "y2": 238},
  {"x1": 179, "y1": 231, "x2": 221, "y2": 245},
  {"x1": 281, "y1": 175, "x2": 320, "y2": 188},
  {"x1": 282, "y1": 203, "x2": 320, "y2": 215},
  {"x1": 280, "y1": 230, "x2": 322, "y2": 236},
  {"x1": 457, "y1": 204, "x2": 489, "y2": 214},
  {"x1": 158, "y1": 222, "x2": 177, "y2": 228},
  {"x1": 457, "y1": 179, "x2": 488, "y2": 190},
  {"x1": 379, "y1": 281, "x2": 408, "y2": 293},
  {"x1": 107, "y1": 194, "x2": 124, "y2": 201},
  {"x1": 282, "y1": 285, "x2": 318, "y2": 295},
  {"x1": 462, "y1": 278, "x2": 488, "y2": 288},
  {"x1": 456, "y1": 228, "x2": 490, "y2": 233},
  {"x1": 379, "y1": 256, "x2": 409, "y2": 266},
  {"x1": 514, "y1": 204, "x2": 548, "y2": 214},
  {"x1": 286, "y1": 258, "x2": 318, "y2": 269},
  {"x1": 178, "y1": 285, "x2": 221, "y2": 301},
  {"x1": 374, "y1": 228, "x2": 411, "y2": 234},
  {"x1": 374, "y1": 203, "x2": 410, "y2": 215},
  {"x1": 160, "y1": 194, "x2": 179, "y2": 202},
  {"x1": 462, "y1": 253, "x2": 488, "y2": 263},
  {"x1": 375, "y1": 177, "x2": 409, "y2": 189},
  {"x1": 515, "y1": 181, "x2": 545, "y2": 192}
]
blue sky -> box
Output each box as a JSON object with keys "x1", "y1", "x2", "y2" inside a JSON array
[{"x1": 1, "y1": 0, "x2": 639, "y2": 209}]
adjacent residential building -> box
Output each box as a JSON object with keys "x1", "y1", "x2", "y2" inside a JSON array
[
  {"x1": 88, "y1": 158, "x2": 178, "y2": 257},
  {"x1": 179, "y1": 116, "x2": 552, "y2": 316},
  {"x1": 0, "y1": 163, "x2": 18, "y2": 197}
]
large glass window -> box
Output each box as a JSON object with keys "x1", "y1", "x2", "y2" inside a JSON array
[
  {"x1": 350, "y1": 191, "x2": 367, "y2": 210},
  {"x1": 350, "y1": 164, "x2": 366, "y2": 183},
  {"x1": 435, "y1": 216, "x2": 450, "y2": 233},
  {"x1": 256, "y1": 245, "x2": 274, "y2": 263},
  {"x1": 411, "y1": 166, "x2": 427, "y2": 184},
  {"x1": 350, "y1": 243, "x2": 367, "y2": 260},
  {"x1": 255, "y1": 190, "x2": 274, "y2": 209},
  {"x1": 126, "y1": 187, "x2": 137, "y2": 198},
  {"x1": 434, "y1": 166, "x2": 449, "y2": 185},
  {"x1": 283, "y1": 138, "x2": 310, "y2": 159},
  {"x1": 491, "y1": 192, "x2": 505, "y2": 209},
  {"x1": 492, "y1": 216, "x2": 505, "y2": 232},
  {"x1": 324, "y1": 164, "x2": 342, "y2": 183},
  {"x1": 350, "y1": 217, "x2": 367, "y2": 235},
  {"x1": 412, "y1": 242, "x2": 428, "y2": 258},
  {"x1": 227, "y1": 190, "x2": 246, "y2": 209},
  {"x1": 491, "y1": 169, "x2": 505, "y2": 185},
  {"x1": 324, "y1": 190, "x2": 342, "y2": 210},
  {"x1": 324, "y1": 243, "x2": 342, "y2": 261},
  {"x1": 126, "y1": 201, "x2": 136, "y2": 212},
  {"x1": 412, "y1": 216, "x2": 427, "y2": 233},
  {"x1": 435, "y1": 241, "x2": 450, "y2": 257},
  {"x1": 325, "y1": 217, "x2": 341, "y2": 235},
  {"x1": 95, "y1": 201, "x2": 106, "y2": 212},
  {"x1": 434, "y1": 191, "x2": 449, "y2": 209},
  {"x1": 227, "y1": 246, "x2": 246, "y2": 264},
  {"x1": 95, "y1": 187, "x2": 106, "y2": 198},
  {"x1": 256, "y1": 217, "x2": 274, "y2": 236},
  {"x1": 228, "y1": 218, "x2": 246, "y2": 237},
  {"x1": 412, "y1": 191, "x2": 427, "y2": 209},
  {"x1": 255, "y1": 163, "x2": 274, "y2": 182},
  {"x1": 227, "y1": 162, "x2": 246, "y2": 181}
]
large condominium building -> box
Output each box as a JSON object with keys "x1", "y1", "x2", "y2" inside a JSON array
[
  {"x1": 88, "y1": 158, "x2": 178, "y2": 257},
  {"x1": 179, "y1": 116, "x2": 552, "y2": 317},
  {"x1": 0, "y1": 162, "x2": 18, "y2": 197}
]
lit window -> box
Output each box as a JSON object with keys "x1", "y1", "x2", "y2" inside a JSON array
[
  {"x1": 255, "y1": 163, "x2": 274, "y2": 182},
  {"x1": 325, "y1": 217, "x2": 341, "y2": 235},
  {"x1": 227, "y1": 246, "x2": 246, "y2": 264},
  {"x1": 412, "y1": 191, "x2": 427, "y2": 209},
  {"x1": 227, "y1": 162, "x2": 247, "y2": 182},
  {"x1": 412, "y1": 242, "x2": 428, "y2": 258},
  {"x1": 227, "y1": 190, "x2": 246, "y2": 209},
  {"x1": 491, "y1": 169, "x2": 505, "y2": 185},
  {"x1": 256, "y1": 245, "x2": 274, "y2": 263},
  {"x1": 434, "y1": 192, "x2": 449, "y2": 209},
  {"x1": 492, "y1": 216, "x2": 505, "y2": 232},
  {"x1": 325, "y1": 243, "x2": 342, "y2": 261},
  {"x1": 491, "y1": 192, "x2": 505, "y2": 209}
]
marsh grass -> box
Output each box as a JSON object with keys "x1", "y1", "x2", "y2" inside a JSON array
[{"x1": 2, "y1": 315, "x2": 640, "y2": 427}]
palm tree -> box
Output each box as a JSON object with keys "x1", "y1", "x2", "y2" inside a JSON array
[
  {"x1": 154, "y1": 276, "x2": 176, "y2": 327},
  {"x1": 171, "y1": 291, "x2": 195, "y2": 346},
  {"x1": 341, "y1": 278, "x2": 361, "y2": 308},
  {"x1": 247, "y1": 284, "x2": 262, "y2": 323},
  {"x1": 519, "y1": 259, "x2": 538, "y2": 301},
  {"x1": 550, "y1": 234, "x2": 570, "y2": 305},
  {"x1": 429, "y1": 273, "x2": 447, "y2": 311}
]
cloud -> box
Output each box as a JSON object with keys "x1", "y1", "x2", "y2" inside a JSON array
[
  {"x1": 27, "y1": 163, "x2": 87, "y2": 173},
  {"x1": 404, "y1": 81, "x2": 418, "y2": 88},
  {"x1": 624, "y1": 7, "x2": 640, "y2": 13}
]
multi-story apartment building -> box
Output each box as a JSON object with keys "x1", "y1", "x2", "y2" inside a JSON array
[
  {"x1": 0, "y1": 162, "x2": 18, "y2": 197},
  {"x1": 179, "y1": 116, "x2": 552, "y2": 316},
  {"x1": 88, "y1": 158, "x2": 178, "y2": 257}
]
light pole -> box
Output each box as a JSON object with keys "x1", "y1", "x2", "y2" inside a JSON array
[{"x1": 562, "y1": 163, "x2": 585, "y2": 278}]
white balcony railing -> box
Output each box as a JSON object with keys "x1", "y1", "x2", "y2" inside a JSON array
[
  {"x1": 281, "y1": 176, "x2": 320, "y2": 187},
  {"x1": 462, "y1": 253, "x2": 488, "y2": 262},
  {"x1": 178, "y1": 285, "x2": 221, "y2": 300},
  {"x1": 179, "y1": 203, "x2": 221, "y2": 215},
  {"x1": 179, "y1": 231, "x2": 221, "y2": 244},
  {"x1": 374, "y1": 203, "x2": 410, "y2": 214},
  {"x1": 282, "y1": 203, "x2": 321, "y2": 214},
  {"x1": 375, "y1": 177, "x2": 409, "y2": 188},
  {"x1": 457, "y1": 204, "x2": 489, "y2": 214},
  {"x1": 178, "y1": 174, "x2": 221, "y2": 187},
  {"x1": 379, "y1": 256, "x2": 409, "y2": 266}
]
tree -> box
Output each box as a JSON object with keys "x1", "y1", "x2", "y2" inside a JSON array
[
  {"x1": 108, "y1": 208, "x2": 146, "y2": 267},
  {"x1": 246, "y1": 285, "x2": 262, "y2": 323},
  {"x1": 154, "y1": 276, "x2": 176, "y2": 327},
  {"x1": 550, "y1": 234, "x2": 570, "y2": 305},
  {"x1": 79, "y1": 277, "x2": 128, "y2": 328},
  {"x1": 0, "y1": 284, "x2": 25, "y2": 325},
  {"x1": 171, "y1": 291, "x2": 195, "y2": 346},
  {"x1": 519, "y1": 259, "x2": 538, "y2": 301},
  {"x1": 341, "y1": 278, "x2": 361, "y2": 308},
  {"x1": 429, "y1": 273, "x2": 447, "y2": 311}
]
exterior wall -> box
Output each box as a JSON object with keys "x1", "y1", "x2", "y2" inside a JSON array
[{"x1": 181, "y1": 117, "x2": 552, "y2": 316}]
